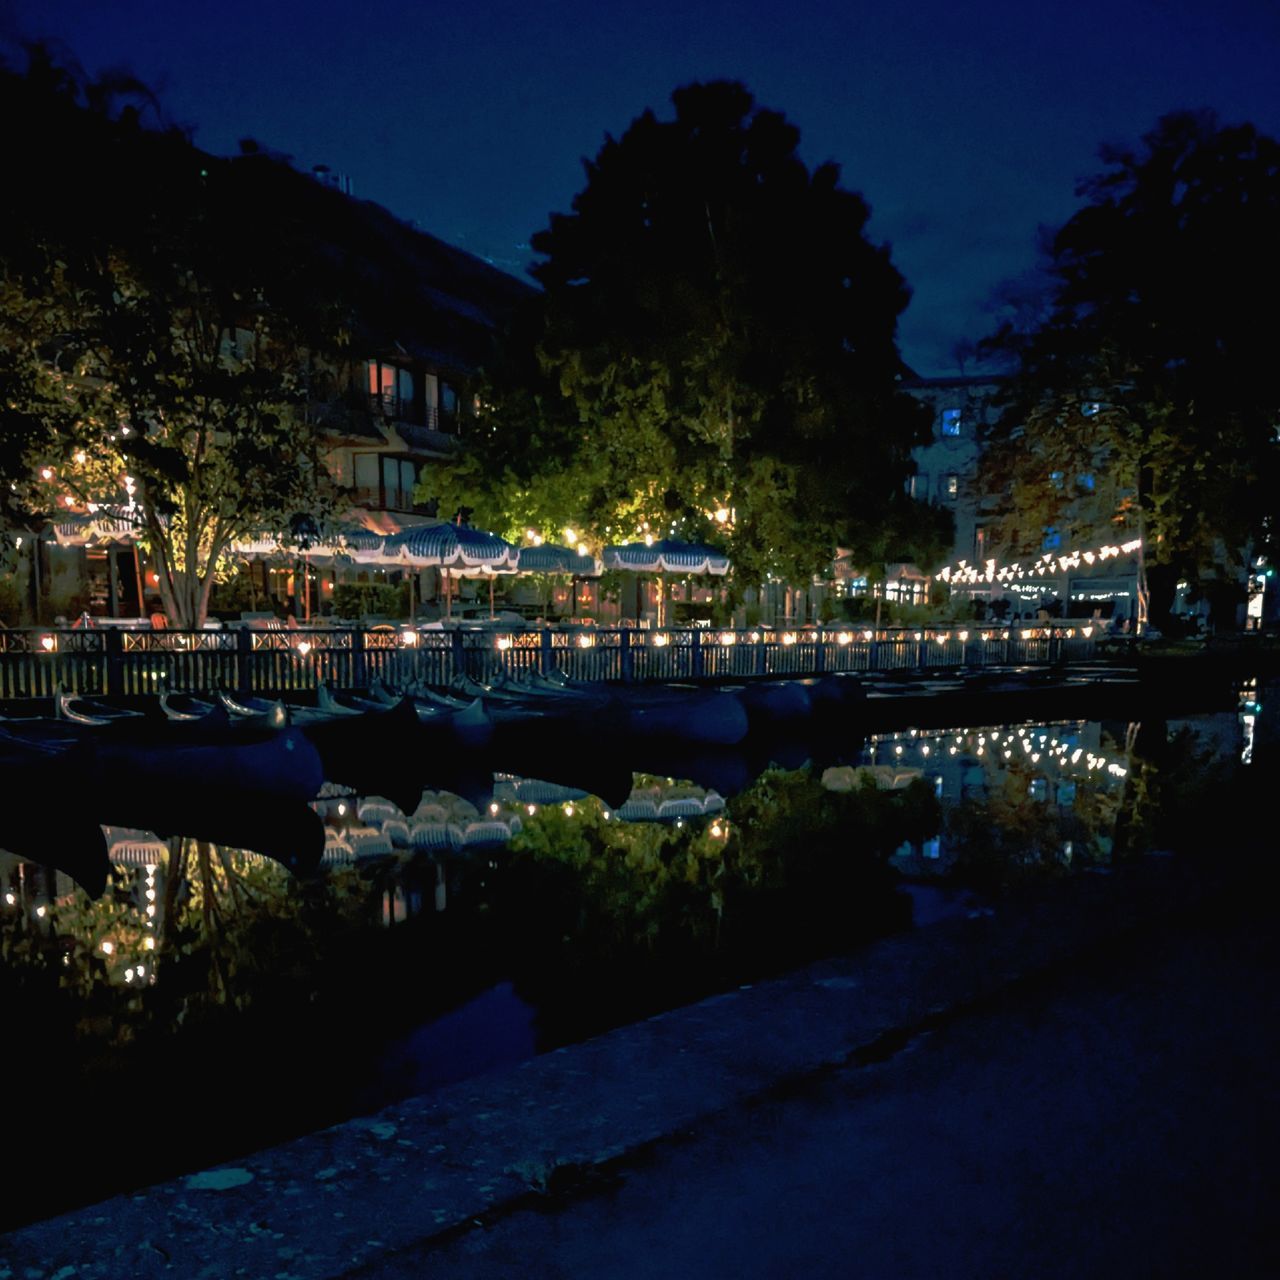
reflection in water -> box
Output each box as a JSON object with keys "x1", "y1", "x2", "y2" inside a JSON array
[
  {"x1": 1, "y1": 684, "x2": 1274, "y2": 1227},
  {"x1": 852, "y1": 721, "x2": 1132, "y2": 887}
]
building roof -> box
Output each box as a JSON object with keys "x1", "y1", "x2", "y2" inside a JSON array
[{"x1": 228, "y1": 153, "x2": 538, "y2": 374}]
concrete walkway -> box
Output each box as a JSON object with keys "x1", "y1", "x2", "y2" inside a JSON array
[
  {"x1": 382, "y1": 901, "x2": 1277, "y2": 1279},
  {"x1": 3, "y1": 854, "x2": 1273, "y2": 1279}
]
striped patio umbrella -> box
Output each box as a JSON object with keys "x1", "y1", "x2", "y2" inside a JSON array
[
  {"x1": 382, "y1": 522, "x2": 519, "y2": 618},
  {"x1": 228, "y1": 523, "x2": 386, "y2": 563},
  {"x1": 515, "y1": 543, "x2": 603, "y2": 576},
  {"x1": 602, "y1": 539, "x2": 731, "y2": 575},
  {"x1": 513, "y1": 543, "x2": 602, "y2": 620},
  {"x1": 602, "y1": 539, "x2": 731, "y2": 626},
  {"x1": 49, "y1": 506, "x2": 145, "y2": 548},
  {"x1": 382, "y1": 522, "x2": 519, "y2": 570},
  {"x1": 227, "y1": 523, "x2": 390, "y2": 620},
  {"x1": 337, "y1": 526, "x2": 389, "y2": 563}
]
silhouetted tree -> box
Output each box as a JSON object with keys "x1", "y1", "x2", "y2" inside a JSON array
[
  {"x1": 980, "y1": 111, "x2": 1280, "y2": 625},
  {"x1": 0, "y1": 47, "x2": 348, "y2": 626},
  {"x1": 428, "y1": 81, "x2": 945, "y2": 585}
]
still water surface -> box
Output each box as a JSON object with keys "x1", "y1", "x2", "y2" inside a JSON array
[{"x1": 1, "y1": 680, "x2": 1272, "y2": 1226}]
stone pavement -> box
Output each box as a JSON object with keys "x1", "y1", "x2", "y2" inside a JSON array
[{"x1": 3, "y1": 853, "x2": 1271, "y2": 1279}]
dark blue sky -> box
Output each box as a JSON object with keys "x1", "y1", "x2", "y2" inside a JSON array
[{"x1": 5, "y1": 0, "x2": 1278, "y2": 373}]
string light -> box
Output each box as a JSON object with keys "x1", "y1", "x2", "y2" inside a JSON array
[{"x1": 938, "y1": 538, "x2": 1142, "y2": 588}]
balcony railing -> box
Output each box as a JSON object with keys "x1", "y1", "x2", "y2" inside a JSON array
[
  {"x1": 366, "y1": 396, "x2": 455, "y2": 432},
  {"x1": 351, "y1": 485, "x2": 426, "y2": 513}
]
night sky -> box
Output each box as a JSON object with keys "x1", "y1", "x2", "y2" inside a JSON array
[{"x1": 4, "y1": 0, "x2": 1278, "y2": 373}]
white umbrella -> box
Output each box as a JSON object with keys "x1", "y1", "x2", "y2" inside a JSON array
[
  {"x1": 602, "y1": 539, "x2": 731, "y2": 626},
  {"x1": 382, "y1": 523, "x2": 519, "y2": 618}
]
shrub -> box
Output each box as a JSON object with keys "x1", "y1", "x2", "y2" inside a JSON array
[{"x1": 332, "y1": 582, "x2": 407, "y2": 620}]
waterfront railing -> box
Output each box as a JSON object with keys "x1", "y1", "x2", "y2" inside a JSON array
[{"x1": 0, "y1": 622, "x2": 1101, "y2": 700}]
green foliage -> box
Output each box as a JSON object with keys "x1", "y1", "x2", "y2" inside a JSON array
[
  {"x1": 728, "y1": 767, "x2": 941, "y2": 871},
  {"x1": 981, "y1": 111, "x2": 1280, "y2": 614},
  {"x1": 0, "y1": 572, "x2": 20, "y2": 625},
  {"x1": 1115, "y1": 723, "x2": 1239, "y2": 857},
  {"x1": 946, "y1": 763, "x2": 1091, "y2": 892},
  {"x1": 332, "y1": 581, "x2": 408, "y2": 620},
  {"x1": 502, "y1": 766, "x2": 936, "y2": 989},
  {"x1": 207, "y1": 565, "x2": 262, "y2": 615},
  {"x1": 0, "y1": 49, "x2": 349, "y2": 627},
  {"x1": 426, "y1": 81, "x2": 937, "y2": 583}
]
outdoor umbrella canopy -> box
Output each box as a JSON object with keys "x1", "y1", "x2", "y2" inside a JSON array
[
  {"x1": 602, "y1": 539, "x2": 731, "y2": 576},
  {"x1": 515, "y1": 543, "x2": 603, "y2": 576},
  {"x1": 337, "y1": 526, "x2": 389, "y2": 563},
  {"x1": 380, "y1": 522, "x2": 519, "y2": 618},
  {"x1": 226, "y1": 523, "x2": 392, "y2": 620},
  {"x1": 382, "y1": 522, "x2": 519, "y2": 571},
  {"x1": 49, "y1": 506, "x2": 144, "y2": 548},
  {"x1": 228, "y1": 523, "x2": 387, "y2": 563}
]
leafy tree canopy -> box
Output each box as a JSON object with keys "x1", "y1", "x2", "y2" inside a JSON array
[
  {"x1": 426, "y1": 81, "x2": 943, "y2": 585},
  {"x1": 979, "y1": 110, "x2": 1280, "y2": 617},
  {"x1": 0, "y1": 46, "x2": 352, "y2": 626}
]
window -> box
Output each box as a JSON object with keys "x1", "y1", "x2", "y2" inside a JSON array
[
  {"x1": 353, "y1": 452, "x2": 379, "y2": 504},
  {"x1": 382, "y1": 457, "x2": 417, "y2": 509},
  {"x1": 1078, "y1": 473, "x2": 1095, "y2": 491},
  {"x1": 366, "y1": 361, "x2": 414, "y2": 418},
  {"x1": 423, "y1": 373, "x2": 439, "y2": 428},
  {"x1": 353, "y1": 454, "x2": 417, "y2": 509},
  {"x1": 1049, "y1": 471, "x2": 1064, "y2": 488},
  {"x1": 944, "y1": 473, "x2": 959, "y2": 499},
  {"x1": 910, "y1": 473, "x2": 929, "y2": 501},
  {"x1": 1043, "y1": 526, "x2": 1061, "y2": 550},
  {"x1": 940, "y1": 408, "x2": 962, "y2": 437}
]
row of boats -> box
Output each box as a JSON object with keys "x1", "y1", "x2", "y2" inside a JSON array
[{"x1": 0, "y1": 665, "x2": 1157, "y2": 896}]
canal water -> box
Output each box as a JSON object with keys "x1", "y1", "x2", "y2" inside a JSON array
[{"x1": 1, "y1": 677, "x2": 1273, "y2": 1228}]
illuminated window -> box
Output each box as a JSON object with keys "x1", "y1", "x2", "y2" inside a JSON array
[
  {"x1": 1078, "y1": 473, "x2": 1095, "y2": 491},
  {"x1": 944, "y1": 473, "x2": 959, "y2": 499},
  {"x1": 367, "y1": 360, "x2": 413, "y2": 416},
  {"x1": 910, "y1": 473, "x2": 929, "y2": 500},
  {"x1": 1043, "y1": 526, "x2": 1061, "y2": 550},
  {"x1": 940, "y1": 408, "x2": 962, "y2": 437},
  {"x1": 353, "y1": 454, "x2": 417, "y2": 509}
]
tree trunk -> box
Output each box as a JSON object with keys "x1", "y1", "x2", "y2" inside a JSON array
[{"x1": 1145, "y1": 562, "x2": 1178, "y2": 632}]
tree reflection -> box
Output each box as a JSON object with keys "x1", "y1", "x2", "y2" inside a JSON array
[{"x1": 494, "y1": 768, "x2": 938, "y2": 1040}]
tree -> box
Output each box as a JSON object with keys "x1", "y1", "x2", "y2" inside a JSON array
[
  {"x1": 980, "y1": 111, "x2": 1280, "y2": 625},
  {"x1": 426, "y1": 81, "x2": 943, "y2": 586},
  {"x1": 0, "y1": 48, "x2": 348, "y2": 626}
]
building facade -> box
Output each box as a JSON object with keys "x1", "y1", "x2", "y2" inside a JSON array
[{"x1": 2, "y1": 156, "x2": 535, "y2": 626}]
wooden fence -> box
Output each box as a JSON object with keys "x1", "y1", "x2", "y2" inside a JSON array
[{"x1": 0, "y1": 622, "x2": 1100, "y2": 701}]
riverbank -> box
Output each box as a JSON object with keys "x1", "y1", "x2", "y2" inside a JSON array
[{"x1": 2, "y1": 842, "x2": 1259, "y2": 1279}]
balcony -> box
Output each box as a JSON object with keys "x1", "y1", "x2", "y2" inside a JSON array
[
  {"x1": 352, "y1": 486, "x2": 436, "y2": 515},
  {"x1": 367, "y1": 396, "x2": 456, "y2": 430}
]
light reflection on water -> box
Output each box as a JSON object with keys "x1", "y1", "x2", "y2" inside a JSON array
[
  {"x1": 2, "y1": 691, "x2": 1270, "y2": 995},
  {"x1": 0, "y1": 682, "x2": 1274, "y2": 1224}
]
